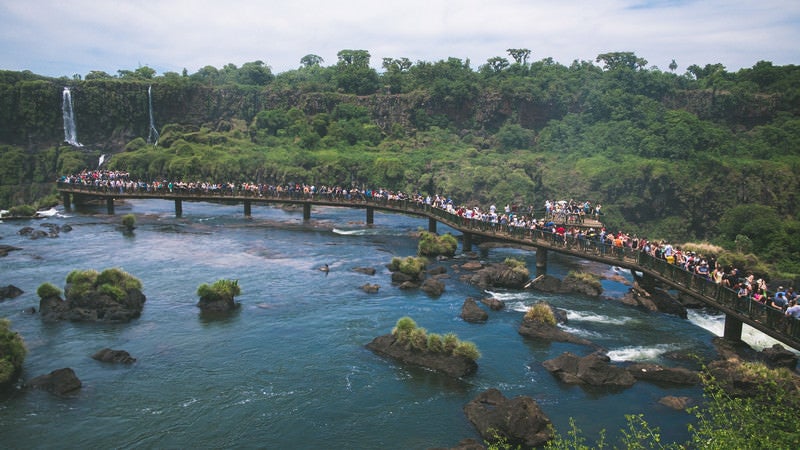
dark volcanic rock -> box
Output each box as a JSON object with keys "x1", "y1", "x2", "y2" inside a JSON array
[
  {"x1": 659, "y1": 396, "x2": 693, "y2": 410},
  {"x1": 421, "y1": 278, "x2": 445, "y2": 297},
  {"x1": 543, "y1": 352, "x2": 637, "y2": 387},
  {"x1": 463, "y1": 388, "x2": 552, "y2": 448},
  {"x1": 760, "y1": 344, "x2": 798, "y2": 370},
  {"x1": 518, "y1": 317, "x2": 593, "y2": 347},
  {"x1": 360, "y1": 283, "x2": 380, "y2": 293},
  {"x1": 626, "y1": 363, "x2": 700, "y2": 385},
  {"x1": 479, "y1": 296, "x2": 504, "y2": 311},
  {"x1": 461, "y1": 262, "x2": 529, "y2": 290},
  {"x1": 366, "y1": 334, "x2": 477, "y2": 378},
  {"x1": 461, "y1": 298, "x2": 488, "y2": 323},
  {"x1": 429, "y1": 438, "x2": 485, "y2": 450},
  {"x1": 92, "y1": 348, "x2": 136, "y2": 364},
  {"x1": 26, "y1": 368, "x2": 82, "y2": 396},
  {"x1": 529, "y1": 274, "x2": 562, "y2": 292},
  {"x1": 0, "y1": 244, "x2": 22, "y2": 257},
  {"x1": 619, "y1": 283, "x2": 687, "y2": 318},
  {"x1": 353, "y1": 266, "x2": 376, "y2": 276},
  {"x1": 40, "y1": 288, "x2": 146, "y2": 323},
  {"x1": 0, "y1": 284, "x2": 23, "y2": 300}
]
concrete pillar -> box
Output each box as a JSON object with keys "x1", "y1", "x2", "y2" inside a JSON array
[
  {"x1": 366, "y1": 207, "x2": 374, "y2": 224},
  {"x1": 428, "y1": 217, "x2": 437, "y2": 233},
  {"x1": 462, "y1": 232, "x2": 472, "y2": 252},
  {"x1": 175, "y1": 199, "x2": 183, "y2": 218},
  {"x1": 244, "y1": 200, "x2": 251, "y2": 217},
  {"x1": 723, "y1": 315, "x2": 743, "y2": 342},
  {"x1": 61, "y1": 192, "x2": 71, "y2": 210},
  {"x1": 535, "y1": 247, "x2": 548, "y2": 277},
  {"x1": 106, "y1": 198, "x2": 115, "y2": 215},
  {"x1": 303, "y1": 203, "x2": 311, "y2": 221}
]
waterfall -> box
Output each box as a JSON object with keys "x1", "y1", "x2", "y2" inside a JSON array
[
  {"x1": 62, "y1": 87, "x2": 82, "y2": 147},
  {"x1": 147, "y1": 85, "x2": 159, "y2": 146},
  {"x1": 98, "y1": 154, "x2": 107, "y2": 169}
]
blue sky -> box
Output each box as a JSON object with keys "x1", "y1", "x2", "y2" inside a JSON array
[{"x1": 1, "y1": 0, "x2": 798, "y2": 78}]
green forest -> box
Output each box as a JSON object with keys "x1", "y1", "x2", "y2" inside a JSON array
[{"x1": 1, "y1": 50, "x2": 799, "y2": 277}]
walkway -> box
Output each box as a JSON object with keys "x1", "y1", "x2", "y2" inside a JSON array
[{"x1": 56, "y1": 183, "x2": 800, "y2": 351}]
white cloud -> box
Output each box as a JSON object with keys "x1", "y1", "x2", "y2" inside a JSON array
[{"x1": 1, "y1": 0, "x2": 798, "y2": 77}]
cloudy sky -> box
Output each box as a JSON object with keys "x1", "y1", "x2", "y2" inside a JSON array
[{"x1": 1, "y1": 0, "x2": 798, "y2": 78}]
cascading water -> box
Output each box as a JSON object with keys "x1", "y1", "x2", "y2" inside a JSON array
[
  {"x1": 98, "y1": 154, "x2": 107, "y2": 169},
  {"x1": 147, "y1": 85, "x2": 159, "y2": 146},
  {"x1": 62, "y1": 87, "x2": 82, "y2": 147}
]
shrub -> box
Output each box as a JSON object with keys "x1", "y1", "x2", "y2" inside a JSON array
[
  {"x1": 98, "y1": 283, "x2": 127, "y2": 302},
  {"x1": 524, "y1": 302, "x2": 556, "y2": 326},
  {"x1": 442, "y1": 332, "x2": 459, "y2": 353},
  {"x1": 453, "y1": 341, "x2": 481, "y2": 360},
  {"x1": 408, "y1": 327, "x2": 428, "y2": 351},
  {"x1": 36, "y1": 282, "x2": 62, "y2": 299},
  {"x1": 0, "y1": 318, "x2": 27, "y2": 385},
  {"x1": 564, "y1": 271, "x2": 602, "y2": 292},
  {"x1": 121, "y1": 213, "x2": 136, "y2": 230},
  {"x1": 418, "y1": 231, "x2": 458, "y2": 257},
  {"x1": 392, "y1": 316, "x2": 418, "y2": 341},
  {"x1": 426, "y1": 333, "x2": 445, "y2": 353},
  {"x1": 97, "y1": 268, "x2": 142, "y2": 291},
  {"x1": 8, "y1": 205, "x2": 36, "y2": 217},
  {"x1": 504, "y1": 257, "x2": 530, "y2": 277},
  {"x1": 197, "y1": 279, "x2": 241, "y2": 302},
  {"x1": 398, "y1": 256, "x2": 428, "y2": 276}
]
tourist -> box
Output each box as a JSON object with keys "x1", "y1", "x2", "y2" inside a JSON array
[{"x1": 785, "y1": 300, "x2": 800, "y2": 319}]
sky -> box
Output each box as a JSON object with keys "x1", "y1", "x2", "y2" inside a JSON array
[{"x1": 1, "y1": 0, "x2": 799, "y2": 78}]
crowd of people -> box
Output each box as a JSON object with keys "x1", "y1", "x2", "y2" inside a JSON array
[{"x1": 59, "y1": 169, "x2": 798, "y2": 323}]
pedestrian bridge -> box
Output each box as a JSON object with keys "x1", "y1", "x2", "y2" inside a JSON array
[{"x1": 57, "y1": 183, "x2": 800, "y2": 352}]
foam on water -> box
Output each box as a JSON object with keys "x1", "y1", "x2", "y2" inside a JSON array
[
  {"x1": 566, "y1": 309, "x2": 633, "y2": 325},
  {"x1": 607, "y1": 343, "x2": 683, "y2": 362}
]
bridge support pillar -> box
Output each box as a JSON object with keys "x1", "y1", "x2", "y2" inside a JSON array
[
  {"x1": 244, "y1": 200, "x2": 251, "y2": 217},
  {"x1": 536, "y1": 247, "x2": 548, "y2": 277},
  {"x1": 303, "y1": 203, "x2": 311, "y2": 221},
  {"x1": 723, "y1": 315, "x2": 744, "y2": 342},
  {"x1": 462, "y1": 232, "x2": 472, "y2": 252},
  {"x1": 366, "y1": 207, "x2": 374, "y2": 224},
  {"x1": 428, "y1": 217, "x2": 437, "y2": 233},
  {"x1": 61, "y1": 192, "x2": 71, "y2": 210},
  {"x1": 175, "y1": 199, "x2": 182, "y2": 218},
  {"x1": 106, "y1": 198, "x2": 115, "y2": 215}
]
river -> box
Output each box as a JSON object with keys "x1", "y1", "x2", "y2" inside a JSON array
[{"x1": 0, "y1": 199, "x2": 780, "y2": 448}]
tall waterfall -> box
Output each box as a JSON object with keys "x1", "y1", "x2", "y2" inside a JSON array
[
  {"x1": 147, "y1": 85, "x2": 159, "y2": 146},
  {"x1": 62, "y1": 87, "x2": 82, "y2": 147}
]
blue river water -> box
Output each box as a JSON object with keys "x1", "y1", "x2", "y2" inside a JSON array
[{"x1": 0, "y1": 199, "x2": 781, "y2": 448}]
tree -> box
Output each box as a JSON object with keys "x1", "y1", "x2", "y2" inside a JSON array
[
  {"x1": 84, "y1": 70, "x2": 113, "y2": 80},
  {"x1": 481, "y1": 56, "x2": 510, "y2": 74},
  {"x1": 336, "y1": 49, "x2": 371, "y2": 67},
  {"x1": 669, "y1": 59, "x2": 678, "y2": 72},
  {"x1": 300, "y1": 54, "x2": 324, "y2": 68},
  {"x1": 595, "y1": 52, "x2": 648, "y2": 71},
  {"x1": 237, "y1": 60, "x2": 274, "y2": 85},
  {"x1": 507, "y1": 48, "x2": 531, "y2": 65}
]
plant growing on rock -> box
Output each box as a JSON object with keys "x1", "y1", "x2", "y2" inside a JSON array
[
  {"x1": 524, "y1": 302, "x2": 556, "y2": 326},
  {"x1": 197, "y1": 279, "x2": 241, "y2": 303},
  {"x1": 121, "y1": 213, "x2": 136, "y2": 231},
  {"x1": 504, "y1": 257, "x2": 529, "y2": 277},
  {"x1": 36, "y1": 282, "x2": 62, "y2": 299},
  {"x1": 418, "y1": 231, "x2": 457, "y2": 257},
  {"x1": 389, "y1": 256, "x2": 428, "y2": 277},
  {"x1": 390, "y1": 316, "x2": 480, "y2": 361},
  {"x1": 564, "y1": 271, "x2": 602, "y2": 292},
  {"x1": 0, "y1": 318, "x2": 27, "y2": 388}
]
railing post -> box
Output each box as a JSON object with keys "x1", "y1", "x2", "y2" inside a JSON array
[
  {"x1": 723, "y1": 315, "x2": 744, "y2": 343},
  {"x1": 61, "y1": 191, "x2": 71, "y2": 210}
]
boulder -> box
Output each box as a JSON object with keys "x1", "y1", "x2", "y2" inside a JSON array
[
  {"x1": 518, "y1": 319, "x2": 593, "y2": 347},
  {"x1": 398, "y1": 281, "x2": 419, "y2": 290},
  {"x1": 391, "y1": 272, "x2": 415, "y2": 283},
  {"x1": 360, "y1": 283, "x2": 380, "y2": 293},
  {"x1": 461, "y1": 262, "x2": 529, "y2": 290},
  {"x1": 560, "y1": 273, "x2": 603, "y2": 297},
  {"x1": 39, "y1": 289, "x2": 146, "y2": 324},
  {"x1": 429, "y1": 438, "x2": 485, "y2": 450},
  {"x1": 619, "y1": 283, "x2": 687, "y2": 318},
  {"x1": 0, "y1": 284, "x2": 23, "y2": 301},
  {"x1": 421, "y1": 278, "x2": 445, "y2": 297},
  {"x1": 427, "y1": 265, "x2": 447, "y2": 276},
  {"x1": 197, "y1": 295, "x2": 239, "y2": 313},
  {"x1": 543, "y1": 351, "x2": 637, "y2": 387},
  {"x1": 760, "y1": 344, "x2": 798, "y2": 370},
  {"x1": 463, "y1": 388, "x2": 552, "y2": 448},
  {"x1": 528, "y1": 274, "x2": 562, "y2": 292},
  {"x1": 658, "y1": 396, "x2": 693, "y2": 410},
  {"x1": 461, "y1": 298, "x2": 488, "y2": 323},
  {"x1": 479, "y1": 296, "x2": 504, "y2": 311},
  {"x1": 353, "y1": 267, "x2": 376, "y2": 276},
  {"x1": 460, "y1": 261, "x2": 483, "y2": 271},
  {"x1": 0, "y1": 245, "x2": 23, "y2": 257},
  {"x1": 26, "y1": 368, "x2": 82, "y2": 396},
  {"x1": 365, "y1": 334, "x2": 477, "y2": 378},
  {"x1": 626, "y1": 363, "x2": 700, "y2": 385},
  {"x1": 92, "y1": 348, "x2": 136, "y2": 364}
]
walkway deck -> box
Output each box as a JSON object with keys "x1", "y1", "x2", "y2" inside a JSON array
[{"x1": 57, "y1": 183, "x2": 800, "y2": 351}]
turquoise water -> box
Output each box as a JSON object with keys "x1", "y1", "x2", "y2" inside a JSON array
[{"x1": 0, "y1": 200, "x2": 726, "y2": 448}]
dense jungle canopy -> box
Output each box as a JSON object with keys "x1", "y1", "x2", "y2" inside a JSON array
[{"x1": 1, "y1": 50, "x2": 799, "y2": 275}]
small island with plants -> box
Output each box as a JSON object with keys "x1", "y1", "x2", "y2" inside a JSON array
[
  {"x1": 366, "y1": 316, "x2": 480, "y2": 377},
  {"x1": 36, "y1": 268, "x2": 146, "y2": 323},
  {"x1": 196, "y1": 279, "x2": 241, "y2": 313},
  {"x1": 0, "y1": 318, "x2": 27, "y2": 390}
]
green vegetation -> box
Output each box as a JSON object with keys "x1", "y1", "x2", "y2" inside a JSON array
[
  {"x1": 196, "y1": 279, "x2": 241, "y2": 303},
  {"x1": 388, "y1": 256, "x2": 429, "y2": 277},
  {"x1": 121, "y1": 213, "x2": 136, "y2": 231},
  {"x1": 36, "y1": 282, "x2": 62, "y2": 299},
  {"x1": 391, "y1": 316, "x2": 481, "y2": 361},
  {"x1": 1, "y1": 52, "x2": 799, "y2": 277},
  {"x1": 418, "y1": 231, "x2": 458, "y2": 257},
  {"x1": 7, "y1": 205, "x2": 35, "y2": 217},
  {"x1": 524, "y1": 302, "x2": 557, "y2": 326},
  {"x1": 0, "y1": 318, "x2": 27, "y2": 387},
  {"x1": 564, "y1": 271, "x2": 602, "y2": 292},
  {"x1": 504, "y1": 257, "x2": 530, "y2": 278},
  {"x1": 59, "y1": 268, "x2": 142, "y2": 302}
]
